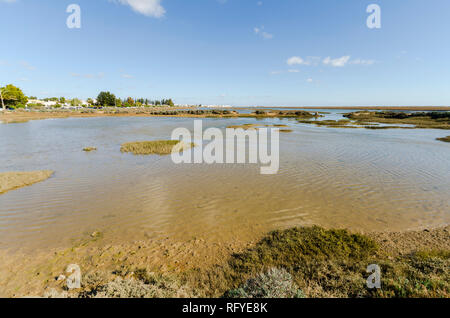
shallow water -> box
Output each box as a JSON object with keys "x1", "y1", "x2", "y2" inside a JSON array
[{"x1": 0, "y1": 110, "x2": 449, "y2": 252}]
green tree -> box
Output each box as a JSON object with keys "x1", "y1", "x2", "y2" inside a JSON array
[
  {"x1": 0, "y1": 84, "x2": 28, "y2": 109},
  {"x1": 126, "y1": 97, "x2": 135, "y2": 106},
  {"x1": 59, "y1": 97, "x2": 66, "y2": 104},
  {"x1": 71, "y1": 98, "x2": 82, "y2": 106},
  {"x1": 87, "y1": 98, "x2": 94, "y2": 105},
  {"x1": 97, "y1": 91, "x2": 116, "y2": 106}
]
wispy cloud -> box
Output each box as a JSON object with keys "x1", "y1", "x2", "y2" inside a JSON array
[
  {"x1": 349, "y1": 58, "x2": 376, "y2": 65},
  {"x1": 20, "y1": 61, "x2": 36, "y2": 71},
  {"x1": 287, "y1": 55, "x2": 374, "y2": 68},
  {"x1": 254, "y1": 26, "x2": 273, "y2": 40},
  {"x1": 113, "y1": 0, "x2": 165, "y2": 18}
]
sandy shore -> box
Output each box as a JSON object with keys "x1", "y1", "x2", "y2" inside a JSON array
[
  {"x1": 0, "y1": 108, "x2": 200, "y2": 123},
  {"x1": 0, "y1": 171, "x2": 54, "y2": 194}
]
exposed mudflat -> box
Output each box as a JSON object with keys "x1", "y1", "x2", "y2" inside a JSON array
[{"x1": 0, "y1": 171, "x2": 54, "y2": 194}]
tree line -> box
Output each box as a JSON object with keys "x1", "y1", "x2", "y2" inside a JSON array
[
  {"x1": 96, "y1": 91, "x2": 175, "y2": 107},
  {"x1": 0, "y1": 84, "x2": 176, "y2": 110}
]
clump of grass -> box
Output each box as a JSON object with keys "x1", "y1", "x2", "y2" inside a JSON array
[
  {"x1": 2, "y1": 119, "x2": 30, "y2": 124},
  {"x1": 120, "y1": 140, "x2": 194, "y2": 155},
  {"x1": 225, "y1": 268, "x2": 304, "y2": 298},
  {"x1": 252, "y1": 110, "x2": 316, "y2": 119},
  {"x1": 272, "y1": 124, "x2": 289, "y2": 127},
  {"x1": 437, "y1": 136, "x2": 450, "y2": 143},
  {"x1": 374, "y1": 250, "x2": 450, "y2": 298},
  {"x1": 226, "y1": 124, "x2": 259, "y2": 130},
  {"x1": 208, "y1": 227, "x2": 378, "y2": 298},
  {"x1": 298, "y1": 119, "x2": 360, "y2": 129},
  {"x1": 76, "y1": 268, "x2": 195, "y2": 298},
  {"x1": 363, "y1": 126, "x2": 413, "y2": 130},
  {"x1": 83, "y1": 147, "x2": 97, "y2": 152}
]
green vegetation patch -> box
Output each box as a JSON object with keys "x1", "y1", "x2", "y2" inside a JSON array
[
  {"x1": 437, "y1": 136, "x2": 450, "y2": 143},
  {"x1": 252, "y1": 110, "x2": 317, "y2": 119},
  {"x1": 120, "y1": 140, "x2": 194, "y2": 155},
  {"x1": 83, "y1": 147, "x2": 97, "y2": 152},
  {"x1": 203, "y1": 226, "x2": 449, "y2": 298},
  {"x1": 226, "y1": 124, "x2": 260, "y2": 130},
  {"x1": 298, "y1": 119, "x2": 359, "y2": 129},
  {"x1": 344, "y1": 111, "x2": 450, "y2": 130}
]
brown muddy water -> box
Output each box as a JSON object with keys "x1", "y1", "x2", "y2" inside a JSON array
[{"x1": 0, "y1": 111, "x2": 449, "y2": 255}]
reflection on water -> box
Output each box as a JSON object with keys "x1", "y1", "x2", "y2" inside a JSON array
[{"x1": 0, "y1": 110, "x2": 449, "y2": 252}]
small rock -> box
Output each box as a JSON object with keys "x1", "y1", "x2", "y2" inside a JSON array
[{"x1": 57, "y1": 275, "x2": 66, "y2": 281}]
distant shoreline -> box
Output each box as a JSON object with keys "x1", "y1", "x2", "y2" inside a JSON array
[
  {"x1": 246, "y1": 106, "x2": 450, "y2": 111},
  {"x1": 1, "y1": 106, "x2": 449, "y2": 124}
]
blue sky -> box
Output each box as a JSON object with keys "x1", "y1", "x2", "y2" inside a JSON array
[{"x1": 1, "y1": 0, "x2": 450, "y2": 106}]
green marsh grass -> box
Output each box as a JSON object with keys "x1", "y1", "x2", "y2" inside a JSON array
[
  {"x1": 437, "y1": 136, "x2": 450, "y2": 142},
  {"x1": 183, "y1": 226, "x2": 449, "y2": 298},
  {"x1": 120, "y1": 140, "x2": 194, "y2": 155}
]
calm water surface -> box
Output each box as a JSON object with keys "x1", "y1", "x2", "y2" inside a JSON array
[{"x1": 0, "y1": 110, "x2": 449, "y2": 251}]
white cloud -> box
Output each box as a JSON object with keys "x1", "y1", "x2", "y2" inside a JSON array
[
  {"x1": 306, "y1": 78, "x2": 313, "y2": 83},
  {"x1": 115, "y1": 0, "x2": 165, "y2": 18},
  {"x1": 286, "y1": 56, "x2": 321, "y2": 66},
  {"x1": 122, "y1": 74, "x2": 134, "y2": 79},
  {"x1": 288, "y1": 69, "x2": 300, "y2": 73},
  {"x1": 287, "y1": 56, "x2": 307, "y2": 66},
  {"x1": 323, "y1": 56, "x2": 350, "y2": 67}
]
